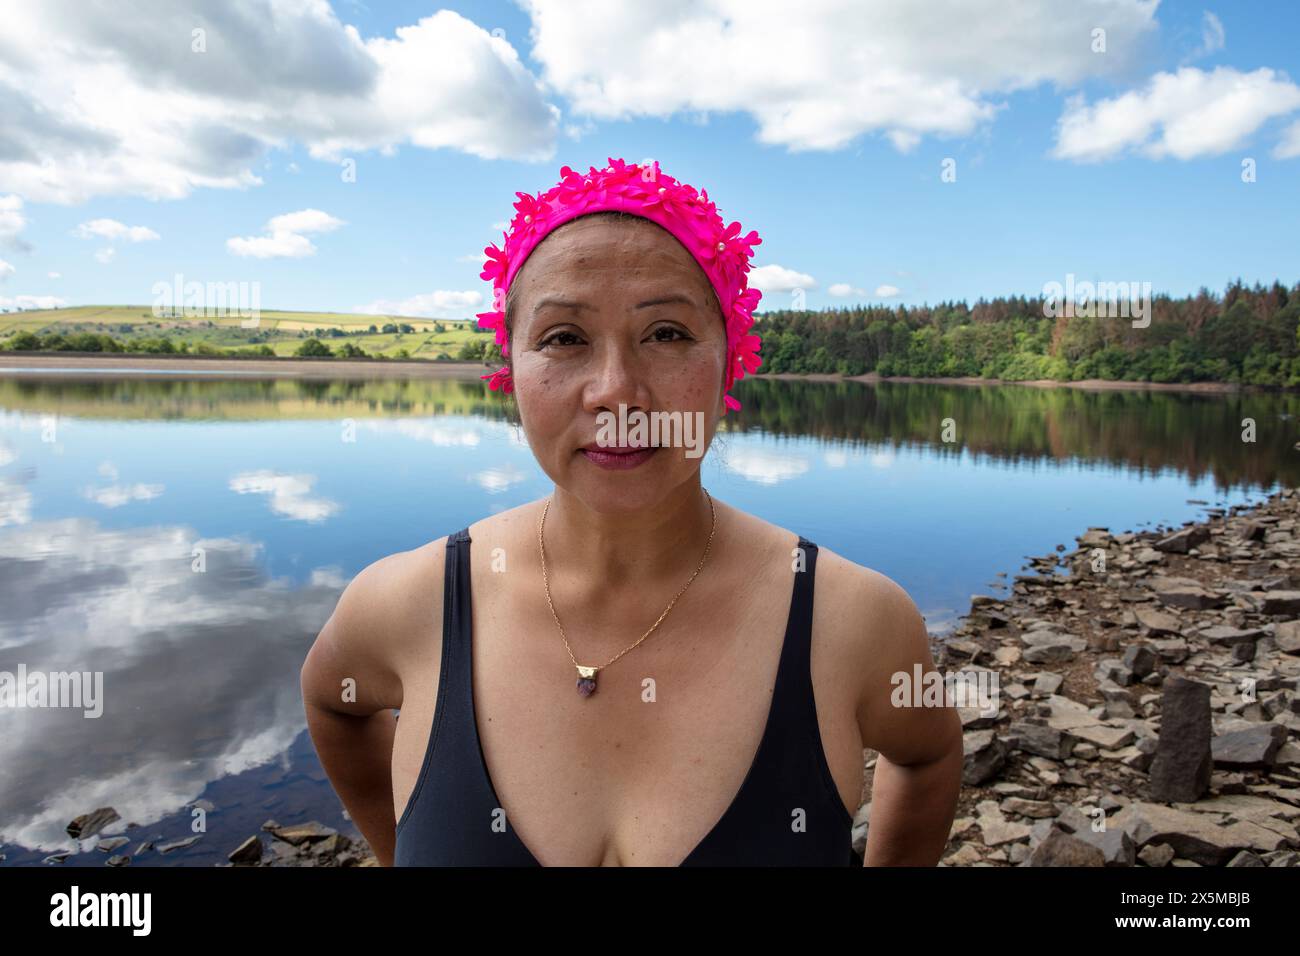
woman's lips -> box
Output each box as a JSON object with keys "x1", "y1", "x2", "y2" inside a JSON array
[{"x1": 579, "y1": 446, "x2": 659, "y2": 470}]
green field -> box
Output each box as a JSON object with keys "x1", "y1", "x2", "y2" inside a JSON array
[{"x1": 0, "y1": 305, "x2": 495, "y2": 360}]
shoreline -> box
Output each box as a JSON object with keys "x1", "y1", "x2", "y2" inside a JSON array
[
  {"x1": 0, "y1": 352, "x2": 493, "y2": 380},
  {"x1": 922, "y1": 488, "x2": 1300, "y2": 866},
  {"x1": 0, "y1": 353, "x2": 1266, "y2": 393}
]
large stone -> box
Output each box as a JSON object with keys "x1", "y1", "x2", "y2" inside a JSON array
[
  {"x1": 1025, "y1": 826, "x2": 1106, "y2": 866},
  {"x1": 1211, "y1": 723, "x2": 1287, "y2": 770},
  {"x1": 1112, "y1": 802, "x2": 1290, "y2": 866},
  {"x1": 1149, "y1": 677, "x2": 1212, "y2": 803},
  {"x1": 1122, "y1": 642, "x2": 1158, "y2": 679},
  {"x1": 963, "y1": 730, "x2": 1007, "y2": 786},
  {"x1": 1008, "y1": 720, "x2": 1076, "y2": 760},
  {"x1": 1134, "y1": 607, "x2": 1181, "y2": 636},
  {"x1": 1201, "y1": 625, "x2": 1266, "y2": 647},
  {"x1": 1020, "y1": 631, "x2": 1087, "y2": 663},
  {"x1": 1071, "y1": 724, "x2": 1136, "y2": 750},
  {"x1": 66, "y1": 807, "x2": 120, "y2": 840},
  {"x1": 1148, "y1": 576, "x2": 1222, "y2": 610},
  {"x1": 1155, "y1": 526, "x2": 1210, "y2": 554},
  {"x1": 1260, "y1": 591, "x2": 1300, "y2": 616},
  {"x1": 1272, "y1": 620, "x2": 1300, "y2": 654}
]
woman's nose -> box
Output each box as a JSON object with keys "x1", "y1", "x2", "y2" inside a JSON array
[{"x1": 582, "y1": 343, "x2": 650, "y2": 415}]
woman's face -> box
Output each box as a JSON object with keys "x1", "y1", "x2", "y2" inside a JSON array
[{"x1": 508, "y1": 215, "x2": 728, "y2": 513}]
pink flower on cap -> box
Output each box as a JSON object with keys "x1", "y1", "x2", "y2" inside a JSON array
[{"x1": 475, "y1": 157, "x2": 764, "y2": 415}]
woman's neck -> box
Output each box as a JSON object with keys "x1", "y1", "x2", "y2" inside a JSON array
[{"x1": 539, "y1": 482, "x2": 718, "y2": 591}]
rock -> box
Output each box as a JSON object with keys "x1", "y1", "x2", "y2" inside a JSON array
[
  {"x1": 229, "y1": 835, "x2": 264, "y2": 865},
  {"x1": 963, "y1": 730, "x2": 1007, "y2": 785},
  {"x1": 1201, "y1": 625, "x2": 1265, "y2": 647},
  {"x1": 269, "y1": 822, "x2": 339, "y2": 847},
  {"x1": 66, "y1": 807, "x2": 120, "y2": 840},
  {"x1": 1151, "y1": 638, "x2": 1190, "y2": 662},
  {"x1": 1227, "y1": 850, "x2": 1267, "y2": 866},
  {"x1": 1071, "y1": 823, "x2": 1137, "y2": 867},
  {"x1": 1025, "y1": 826, "x2": 1106, "y2": 866},
  {"x1": 1078, "y1": 528, "x2": 1112, "y2": 548},
  {"x1": 1121, "y1": 642, "x2": 1158, "y2": 679},
  {"x1": 95, "y1": 837, "x2": 129, "y2": 853},
  {"x1": 105, "y1": 855, "x2": 131, "y2": 867},
  {"x1": 157, "y1": 836, "x2": 202, "y2": 854},
  {"x1": 1030, "y1": 672, "x2": 1064, "y2": 697},
  {"x1": 1138, "y1": 843, "x2": 1175, "y2": 867},
  {"x1": 1134, "y1": 608, "x2": 1181, "y2": 636},
  {"x1": 1112, "y1": 802, "x2": 1290, "y2": 866},
  {"x1": 1155, "y1": 526, "x2": 1210, "y2": 553},
  {"x1": 1212, "y1": 723, "x2": 1287, "y2": 770},
  {"x1": 1008, "y1": 720, "x2": 1076, "y2": 759},
  {"x1": 975, "y1": 803, "x2": 1032, "y2": 847},
  {"x1": 1148, "y1": 576, "x2": 1222, "y2": 610},
  {"x1": 1149, "y1": 677, "x2": 1213, "y2": 803},
  {"x1": 1019, "y1": 631, "x2": 1087, "y2": 664},
  {"x1": 1071, "y1": 724, "x2": 1136, "y2": 750},
  {"x1": 1261, "y1": 591, "x2": 1300, "y2": 616},
  {"x1": 1273, "y1": 620, "x2": 1300, "y2": 654}
]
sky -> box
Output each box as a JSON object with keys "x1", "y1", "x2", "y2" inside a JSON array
[{"x1": 0, "y1": 0, "x2": 1297, "y2": 319}]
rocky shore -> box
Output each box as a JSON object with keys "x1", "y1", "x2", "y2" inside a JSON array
[{"x1": 916, "y1": 487, "x2": 1300, "y2": 866}]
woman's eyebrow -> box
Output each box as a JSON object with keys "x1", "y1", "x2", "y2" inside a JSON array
[{"x1": 533, "y1": 293, "x2": 695, "y2": 314}]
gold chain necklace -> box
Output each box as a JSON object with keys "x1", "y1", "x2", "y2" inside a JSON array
[{"x1": 538, "y1": 488, "x2": 717, "y2": 697}]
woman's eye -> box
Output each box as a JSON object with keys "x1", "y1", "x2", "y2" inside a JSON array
[
  {"x1": 540, "y1": 331, "x2": 582, "y2": 348},
  {"x1": 650, "y1": 326, "x2": 690, "y2": 342}
]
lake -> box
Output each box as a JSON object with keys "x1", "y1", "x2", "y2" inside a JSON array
[{"x1": 1, "y1": 370, "x2": 1298, "y2": 865}]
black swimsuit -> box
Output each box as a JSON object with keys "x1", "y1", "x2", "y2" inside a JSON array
[{"x1": 393, "y1": 527, "x2": 861, "y2": 866}]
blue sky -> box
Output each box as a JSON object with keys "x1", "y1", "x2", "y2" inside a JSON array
[{"x1": 1, "y1": 0, "x2": 1297, "y2": 318}]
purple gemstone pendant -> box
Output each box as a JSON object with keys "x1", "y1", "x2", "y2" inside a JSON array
[{"x1": 576, "y1": 665, "x2": 598, "y2": 698}]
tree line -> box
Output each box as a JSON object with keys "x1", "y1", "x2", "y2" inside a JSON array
[{"x1": 749, "y1": 280, "x2": 1300, "y2": 386}]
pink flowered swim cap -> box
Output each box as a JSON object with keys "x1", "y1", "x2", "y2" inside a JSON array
[{"x1": 475, "y1": 157, "x2": 764, "y2": 415}]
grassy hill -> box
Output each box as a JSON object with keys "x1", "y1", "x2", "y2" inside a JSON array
[{"x1": 0, "y1": 306, "x2": 493, "y2": 361}]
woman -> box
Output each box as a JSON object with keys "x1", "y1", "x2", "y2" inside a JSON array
[{"x1": 301, "y1": 158, "x2": 962, "y2": 866}]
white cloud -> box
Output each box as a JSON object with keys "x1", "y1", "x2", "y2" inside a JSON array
[
  {"x1": 720, "y1": 447, "x2": 810, "y2": 485},
  {"x1": 228, "y1": 470, "x2": 339, "y2": 522},
  {"x1": 521, "y1": 0, "x2": 1159, "y2": 152},
  {"x1": 471, "y1": 464, "x2": 528, "y2": 494},
  {"x1": 73, "y1": 218, "x2": 160, "y2": 242},
  {"x1": 0, "y1": 295, "x2": 67, "y2": 310},
  {"x1": 1275, "y1": 118, "x2": 1300, "y2": 159},
  {"x1": 828, "y1": 283, "x2": 866, "y2": 297},
  {"x1": 0, "y1": 195, "x2": 28, "y2": 251},
  {"x1": 226, "y1": 232, "x2": 316, "y2": 259},
  {"x1": 0, "y1": 2, "x2": 560, "y2": 204},
  {"x1": 1053, "y1": 66, "x2": 1300, "y2": 162},
  {"x1": 748, "y1": 264, "x2": 816, "y2": 293},
  {"x1": 354, "y1": 290, "x2": 483, "y2": 319},
  {"x1": 875, "y1": 284, "x2": 901, "y2": 297},
  {"x1": 1197, "y1": 12, "x2": 1225, "y2": 58},
  {"x1": 0, "y1": 259, "x2": 13, "y2": 281},
  {"x1": 47, "y1": 271, "x2": 60, "y2": 279},
  {"x1": 94, "y1": 246, "x2": 116, "y2": 264},
  {"x1": 82, "y1": 482, "x2": 165, "y2": 508},
  {"x1": 227, "y1": 208, "x2": 344, "y2": 259},
  {"x1": 266, "y1": 209, "x2": 344, "y2": 234}
]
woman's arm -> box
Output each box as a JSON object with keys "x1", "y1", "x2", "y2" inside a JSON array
[
  {"x1": 851, "y1": 571, "x2": 964, "y2": 866},
  {"x1": 300, "y1": 550, "x2": 431, "y2": 866}
]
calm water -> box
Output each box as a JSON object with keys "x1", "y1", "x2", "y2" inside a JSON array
[{"x1": 2, "y1": 371, "x2": 1298, "y2": 866}]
